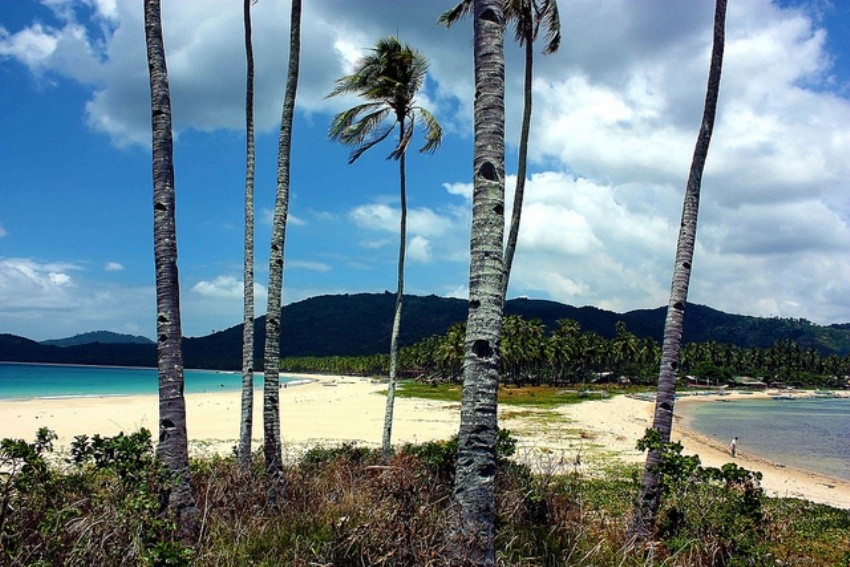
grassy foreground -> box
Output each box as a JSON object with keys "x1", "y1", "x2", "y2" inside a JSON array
[{"x1": 2, "y1": 427, "x2": 849, "y2": 566}]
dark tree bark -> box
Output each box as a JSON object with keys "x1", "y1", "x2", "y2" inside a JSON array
[
  {"x1": 382, "y1": 120, "x2": 407, "y2": 458},
  {"x1": 238, "y1": 0, "x2": 256, "y2": 471},
  {"x1": 143, "y1": 0, "x2": 197, "y2": 537},
  {"x1": 502, "y1": 37, "x2": 533, "y2": 300},
  {"x1": 263, "y1": 0, "x2": 301, "y2": 505},
  {"x1": 630, "y1": 0, "x2": 727, "y2": 541},
  {"x1": 451, "y1": 0, "x2": 506, "y2": 564}
]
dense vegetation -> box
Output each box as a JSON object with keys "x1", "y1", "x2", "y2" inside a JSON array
[
  {"x1": 3, "y1": 427, "x2": 847, "y2": 566},
  {"x1": 281, "y1": 314, "x2": 850, "y2": 390}
]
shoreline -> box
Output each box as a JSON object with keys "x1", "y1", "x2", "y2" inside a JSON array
[
  {"x1": 0, "y1": 373, "x2": 460, "y2": 461},
  {"x1": 672, "y1": 391, "x2": 850, "y2": 507},
  {"x1": 1, "y1": 377, "x2": 847, "y2": 509},
  {"x1": 548, "y1": 389, "x2": 850, "y2": 509}
]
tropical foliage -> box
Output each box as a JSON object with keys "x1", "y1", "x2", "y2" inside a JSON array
[
  {"x1": 281, "y1": 314, "x2": 850, "y2": 389},
  {"x1": 2, "y1": 429, "x2": 847, "y2": 566}
]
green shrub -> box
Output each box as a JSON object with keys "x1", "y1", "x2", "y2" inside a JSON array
[
  {"x1": 637, "y1": 428, "x2": 769, "y2": 563},
  {"x1": 0, "y1": 428, "x2": 192, "y2": 566}
]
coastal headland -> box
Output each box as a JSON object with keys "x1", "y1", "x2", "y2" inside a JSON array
[{"x1": 1, "y1": 375, "x2": 847, "y2": 510}]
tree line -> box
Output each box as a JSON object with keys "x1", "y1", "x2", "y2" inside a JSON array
[{"x1": 281, "y1": 315, "x2": 850, "y2": 389}]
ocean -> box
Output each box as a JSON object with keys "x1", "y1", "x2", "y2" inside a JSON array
[
  {"x1": 0, "y1": 362, "x2": 297, "y2": 400},
  {"x1": 679, "y1": 396, "x2": 850, "y2": 482}
]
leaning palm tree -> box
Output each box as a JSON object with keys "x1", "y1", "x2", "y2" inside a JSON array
[
  {"x1": 450, "y1": 0, "x2": 506, "y2": 564},
  {"x1": 327, "y1": 36, "x2": 442, "y2": 459},
  {"x1": 143, "y1": 0, "x2": 197, "y2": 536},
  {"x1": 237, "y1": 0, "x2": 256, "y2": 471},
  {"x1": 630, "y1": 0, "x2": 727, "y2": 540},
  {"x1": 440, "y1": 0, "x2": 560, "y2": 300},
  {"x1": 263, "y1": 0, "x2": 301, "y2": 504}
]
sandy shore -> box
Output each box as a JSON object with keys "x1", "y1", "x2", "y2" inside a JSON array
[
  {"x1": 0, "y1": 374, "x2": 460, "y2": 462},
  {"x1": 1, "y1": 377, "x2": 847, "y2": 509}
]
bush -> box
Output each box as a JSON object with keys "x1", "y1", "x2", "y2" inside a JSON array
[
  {"x1": 637, "y1": 428, "x2": 769, "y2": 563},
  {"x1": 0, "y1": 428, "x2": 192, "y2": 566}
]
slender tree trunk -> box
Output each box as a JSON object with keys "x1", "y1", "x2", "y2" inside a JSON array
[
  {"x1": 502, "y1": 38, "x2": 533, "y2": 300},
  {"x1": 630, "y1": 0, "x2": 726, "y2": 541},
  {"x1": 143, "y1": 0, "x2": 197, "y2": 537},
  {"x1": 263, "y1": 0, "x2": 301, "y2": 505},
  {"x1": 238, "y1": 0, "x2": 256, "y2": 471},
  {"x1": 451, "y1": 1, "x2": 506, "y2": 564},
  {"x1": 382, "y1": 120, "x2": 407, "y2": 459}
]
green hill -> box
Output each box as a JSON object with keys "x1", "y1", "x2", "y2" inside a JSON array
[
  {"x1": 41, "y1": 330, "x2": 154, "y2": 347},
  {"x1": 2, "y1": 293, "x2": 849, "y2": 369}
]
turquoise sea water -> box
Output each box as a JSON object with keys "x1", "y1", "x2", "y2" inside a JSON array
[
  {"x1": 679, "y1": 397, "x2": 850, "y2": 482},
  {"x1": 0, "y1": 362, "x2": 296, "y2": 400}
]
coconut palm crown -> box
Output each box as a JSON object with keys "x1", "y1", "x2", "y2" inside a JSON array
[
  {"x1": 327, "y1": 36, "x2": 442, "y2": 163},
  {"x1": 440, "y1": 0, "x2": 560, "y2": 54}
]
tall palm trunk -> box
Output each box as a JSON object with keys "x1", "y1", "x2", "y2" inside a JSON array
[
  {"x1": 382, "y1": 119, "x2": 407, "y2": 459},
  {"x1": 263, "y1": 0, "x2": 301, "y2": 504},
  {"x1": 238, "y1": 0, "x2": 256, "y2": 470},
  {"x1": 630, "y1": 0, "x2": 726, "y2": 540},
  {"x1": 452, "y1": 0, "x2": 506, "y2": 564},
  {"x1": 502, "y1": 38, "x2": 533, "y2": 300},
  {"x1": 143, "y1": 0, "x2": 197, "y2": 536}
]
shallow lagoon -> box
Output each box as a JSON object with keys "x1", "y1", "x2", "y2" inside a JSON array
[{"x1": 680, "y1": 396, "x2": 850, "y2": 482}]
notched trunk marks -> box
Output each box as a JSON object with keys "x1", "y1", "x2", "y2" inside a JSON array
[
  {"x1": 478, "y1": 161, "x2": 498, "y2": 181},
  {"x1": 472, "y1": 339, "x2": 493, "y2": 359}
]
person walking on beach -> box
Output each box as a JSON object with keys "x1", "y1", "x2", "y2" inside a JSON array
[{"x1": 730, "y1": 436, "x2": 738, "y2": 458}]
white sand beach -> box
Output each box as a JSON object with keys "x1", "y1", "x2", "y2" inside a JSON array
[{"x1": 1, "y1": 376, "x2": 847, "y2": 509}]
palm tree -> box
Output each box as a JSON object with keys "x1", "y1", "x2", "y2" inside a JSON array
[
  {"x1": 440, "y1": 0, "x2": 560, "y2": 300},
  {"x1": 143, "y1": 0, "x2": 197, "y2": 536},
  {"x1": 263, "y1": 0, "x2": 301, "y2": 504},
  {"x1": 451, "y1": 1, "x2": 506, "y2": 563},
  {"x1": 327, "y1": 36, "x2": 442, "y2": 459},
  {"x1": 630, "y1": 0, "x2": 727, "y2": 540},
  {"x1": 238, "y1": 0, "x2": 256, "y2": 471}
]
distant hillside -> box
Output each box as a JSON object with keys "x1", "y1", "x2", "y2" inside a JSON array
[
  {"x1": 2, "y1": 293, "x2": 850, "y2": 370},
  {"x1": 0, "y1": 334, "x2": 156, "y2": 367},
  {"x1": 41, "y1": 331, "x2": 154, "y2": 347}
]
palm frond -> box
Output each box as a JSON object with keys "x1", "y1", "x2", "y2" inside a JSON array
[
  {"x1": 438, "y1": 0, "x2": 474, "y2": 28},
  {"x1": 507, "y1": 0, "x2": 535, "y2": 46},
  {"x1": 388, "y1": 120, "x2": 414, "y2": 161},
  {"x1": 415, "y1": 107, "x2": 443, "y2": 155},
  {"x1": 340, "y1": 107, "x2": 392, "y2": 148},
  {"x1": 349, "y1": 124, "x2": 395, "y2": 163},
  {"x1": 327, "y1": 73, "x2": 367, "y2": 99},
  {"x1": 328, "y1": 103, "x2": 383, "y2": 141},
  {"x1": 538, "y1": 0, "x2": 561, "y2": 54}
]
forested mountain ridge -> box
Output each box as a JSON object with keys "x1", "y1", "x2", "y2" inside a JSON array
[
  {"x1": 41, "y1": 331, "x2": 155, "y2": 347},
  {"x1": 2, "y1": 292, "x2": 849, "y2": 369}
]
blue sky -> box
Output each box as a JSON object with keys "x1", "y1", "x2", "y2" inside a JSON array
[{"x1": 2, "y1": 0, "x2": 849, "y2": 341}]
